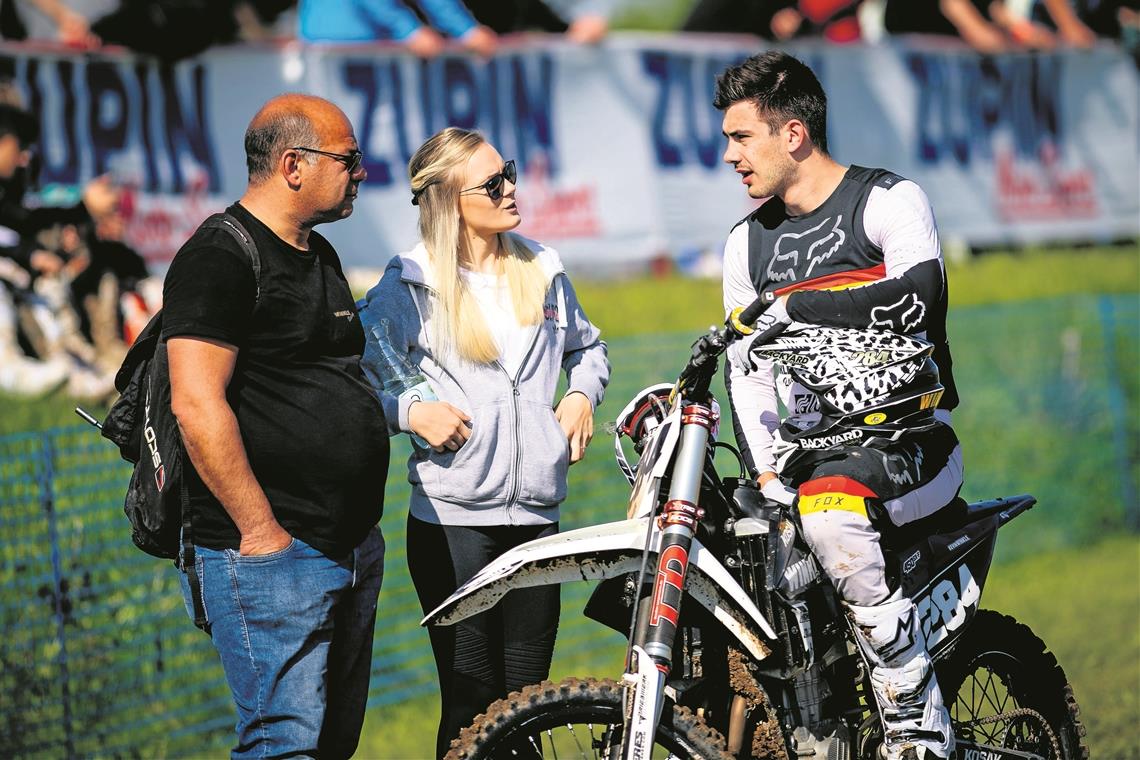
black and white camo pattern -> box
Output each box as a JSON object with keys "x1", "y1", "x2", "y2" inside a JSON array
[
  {"x1": 750, "y1": 327, "x2": 932, "y2": 413},
  {"x1": 825, "y1": 357, "x2": 926, "y2": 413}
]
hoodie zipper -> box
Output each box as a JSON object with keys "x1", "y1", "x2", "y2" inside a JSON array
[{"x1": 498, "y1": 322, "x2": 543, "y2": 521}]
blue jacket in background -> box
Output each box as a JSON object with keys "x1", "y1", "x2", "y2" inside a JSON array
[{"x1": 298, "y1": 0, "x2": 479, "y2": 42}]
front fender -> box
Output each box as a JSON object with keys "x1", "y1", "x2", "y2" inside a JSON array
[{"x1": 422, "y1": 517, "x2": 777, "y2": 662}]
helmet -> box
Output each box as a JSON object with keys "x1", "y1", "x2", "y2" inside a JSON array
[
  {"x1": 615, "y1": 383, "x2": 675, "y2": 443},
  {"x1": 612, "y1": 383, "x2": 722, "y2": 485},
  {"x1": 756, "y1": 327, "x2": 946, "y2": 474},
  {"x1": 613, "y1": 383, "x2": 676, "y2": 485}
]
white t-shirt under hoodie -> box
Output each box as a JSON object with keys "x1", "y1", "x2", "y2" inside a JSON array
[{"x1": 459, "y1": 268, "x2": 537, "y2": 377}]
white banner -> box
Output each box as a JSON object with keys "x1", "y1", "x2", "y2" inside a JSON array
[{"x1": 1, "y1": 35, "x2": 1136, "y2": 272}]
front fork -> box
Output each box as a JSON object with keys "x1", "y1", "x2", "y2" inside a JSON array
[{"x1": 622, "y1": 403, "x2": 715, "y2": 760}]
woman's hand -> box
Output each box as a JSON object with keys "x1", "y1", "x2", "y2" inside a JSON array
[
  {"x1": 408, "y1": 401, "x2": 472, "y2": 452},
  {"x1": 555, "y1": 392, "x2": 594, "y2": 464}
]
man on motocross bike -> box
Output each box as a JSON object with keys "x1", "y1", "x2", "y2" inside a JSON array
[{"x1": 716, "y1": 51, "x2": 963, "y2": 760}]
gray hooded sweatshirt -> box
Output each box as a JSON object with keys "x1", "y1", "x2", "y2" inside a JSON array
[{"x1": 358, "y1": 236, "x2": 610, "y2": 526}]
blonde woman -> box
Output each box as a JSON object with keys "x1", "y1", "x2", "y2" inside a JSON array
[{"x1": 358, "y1": 128, "x2": 609, "y2": 757}]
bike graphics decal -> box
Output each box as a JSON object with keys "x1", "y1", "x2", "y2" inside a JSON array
[
  {"x1": 955, "y1": 743, "x2": 1017, "y2": 760},
  {"x1": 626, "y1": 646, "x2": 666, "y2": 760},
  {"x1": 902, "y1": 549, "x2": 921, "y2": 575},
  {"x1": 916, "y1": 560, "x2": 981, "y2": 648},
  {"x1": 649, "y1": 544, "x2": 688, "y2": 628}
]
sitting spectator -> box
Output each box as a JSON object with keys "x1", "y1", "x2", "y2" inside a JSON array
[
  {"x1": 298, "y1": 0, "x2": 498, "y2": 57},
  {"x1": 1032, "y1": 0, "x2": 1138, "y2": 44},
  {"x1": 683, "y1": 0, "x2": 863, "y2": 43},
  {"x1": 463, "y1": 0, "x2": 613, "y2": 44},
  {"x1": 884, "y1": 0, "x2": 1061, "y2": 50},
  {"x1": 0, "y1": 101, "x2": 119, "y2": 399},
  {"x1": 35, "y1": 209, "x2": 159, "y2": 371},
  {"x1": 3, "y1": 0, "x2": 112, "y2": 46},
  {"x1": 6, "y1": 0, "x2": 293, "y2": 60},
  {"x1": 0, "y1": 255, "x2": 69, "y2": 396}
]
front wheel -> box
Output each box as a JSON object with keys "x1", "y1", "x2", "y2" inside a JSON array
[
  {"x1": 937, "y1": 609, "x2": 1089, "y2": 760},
  {"x1": 444, "y1": 677, "x2": 733, "y2": 760}
]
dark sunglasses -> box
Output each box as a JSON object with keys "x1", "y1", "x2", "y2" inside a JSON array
[
  {"x1": 291, "y1": 146, "x2": 364, "y2": 174},
  {"x1": 410, "y1": 159, "x2": 518, "y2": 206},
  {"x1": 461, "y1": 159, "x2": 517, "y2": 202}
]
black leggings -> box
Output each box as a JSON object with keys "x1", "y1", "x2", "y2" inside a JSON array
[{"x1": 407, "y1": 516, "x2": 560, "y2": 759}]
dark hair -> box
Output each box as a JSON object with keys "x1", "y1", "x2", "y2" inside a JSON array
[
  {"x1": 244, "y1": 109, "x2": 319, "y2": 184},
  {"x1": 713, "y1": 51, "x2": 829, "y2": 155},
  {"x1": 0, "y1": 103, "x2": 39, "y2": 148}
]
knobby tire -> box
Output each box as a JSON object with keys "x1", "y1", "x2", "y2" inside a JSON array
[
  {"x1": 937, "y1": 609, "x2": 1089, "y2": 760},
  {"x1": 444, "y1": 677, "x2": 733, "y2": 760}
]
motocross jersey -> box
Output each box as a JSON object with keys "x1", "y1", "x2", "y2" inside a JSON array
[{"x1": 724, "y1": 165, "x2": 959, "y2": 478}]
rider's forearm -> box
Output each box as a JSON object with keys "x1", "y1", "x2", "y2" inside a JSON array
[
  {"x1": 725, "y1": 359, "x2": 779, "y2": 478},
  {"x1": 786, "y1": 258, "x2": 944, "y2": 334}
]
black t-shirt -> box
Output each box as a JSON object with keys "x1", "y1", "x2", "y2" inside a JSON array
[{"x1": 161, "y1": 203, "x2": 389, "y2": 558}]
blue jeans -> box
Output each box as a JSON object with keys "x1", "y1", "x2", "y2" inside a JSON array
[{"x1": 180, "y1": 528, "x2": 384, "y2": 759}]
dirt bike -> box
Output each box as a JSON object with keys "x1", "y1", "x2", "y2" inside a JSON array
[{"x1": 425, "y1": 296, "x2": 1088, "y2": 760}]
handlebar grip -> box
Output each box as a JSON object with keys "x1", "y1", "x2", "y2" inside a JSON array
[{"x1": 738, "y1": 291, "x2": 776, "y2": 327}]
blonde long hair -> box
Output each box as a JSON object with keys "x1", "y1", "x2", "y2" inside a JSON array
[{"x1": 409, "y1": 128, "x2": 548, "y2": 364}]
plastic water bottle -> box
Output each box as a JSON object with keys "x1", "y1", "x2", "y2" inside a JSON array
[{"x1": 369, "y1": 318, "x2": 436, "y2": 449}]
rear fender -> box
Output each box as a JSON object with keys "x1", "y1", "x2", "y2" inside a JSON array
[{"x1": 422, "y1": 517, "x2": 777, "y2": 662}]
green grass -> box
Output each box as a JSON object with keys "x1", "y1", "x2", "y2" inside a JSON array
[{"x1": 354, "y1": 535, "x2": 1140, "y2": 759}]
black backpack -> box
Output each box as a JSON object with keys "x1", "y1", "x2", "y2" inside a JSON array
[{"x1": 99, "y1": 212, "x2": 260, "y2": 629}]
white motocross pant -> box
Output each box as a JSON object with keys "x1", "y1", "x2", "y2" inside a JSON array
[{"x1": 794, "y1": 431, "x2": 962, "y2": 760}]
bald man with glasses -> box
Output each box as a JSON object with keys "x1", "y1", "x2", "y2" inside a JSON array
[{"x1": 162, "y1": 94, "x2": 389, "y2": 759}]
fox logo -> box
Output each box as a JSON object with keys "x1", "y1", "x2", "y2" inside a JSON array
[
  {"x1": 767, "y1": 215, "x2": 846, "y2": 283},
  {"x1": 870, "y1": 293, "x2": 927, "y2": 333}
]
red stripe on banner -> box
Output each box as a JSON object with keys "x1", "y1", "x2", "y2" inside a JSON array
[
  {"x1": 773, "y1": 263, "x2": 887, "y2": 296},
  {"x1": 798, "y1": 476, "x2": 878, "y2": 498}
]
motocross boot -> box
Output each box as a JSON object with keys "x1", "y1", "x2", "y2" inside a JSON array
[{"x1": 847, "y1": 589, "x2": 953, "y2": 760}]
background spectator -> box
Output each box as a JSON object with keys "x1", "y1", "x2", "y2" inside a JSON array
[
  {"x1": 5, "y1": 0, "x2": 293, "y2": 59},
  {"x1": 463, "y1": 0, "x2": 614, "y2": 44},
  {"x1": 5, "y1": 0, "x2": 113, "y2": 46},
  {"x1": 0, "y1": 100, "x2": 124, "y2": 399},
  {"x1": 883, "y1": 0, "x2": 1068, "y2": 50},
  {"x1": 1031, "y1": 0, "x2": 1140, "y2": 55},
  {"x1": 683, "y1": 0, "x2": 864, "y2": 43},
  {"x1": 298, "y1": 0, "x2": 498, "y2": 58}
]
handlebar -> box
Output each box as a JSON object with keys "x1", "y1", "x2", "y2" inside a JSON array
[
  {"x1": 674, "y1": 292, "x2": 775, "y2": 401},
  {"x1": 737, "y1": 291, "x2": 775, "y2": 327}
]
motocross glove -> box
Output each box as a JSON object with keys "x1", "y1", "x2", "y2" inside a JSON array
[
  {"x1": 752, "y1": 295, "x2": 791, "y2": 343},
  {"x1": 761, "y1": 477, "x2": 797, "y2": 506}
]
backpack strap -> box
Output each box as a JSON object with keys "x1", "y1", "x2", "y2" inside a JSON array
[
  {"x1": 179, "y1": 465, "x2": 209, "y2": 632},
  {"x1": 198, "y1": 211, "x2": 262, "y2": 304}
]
